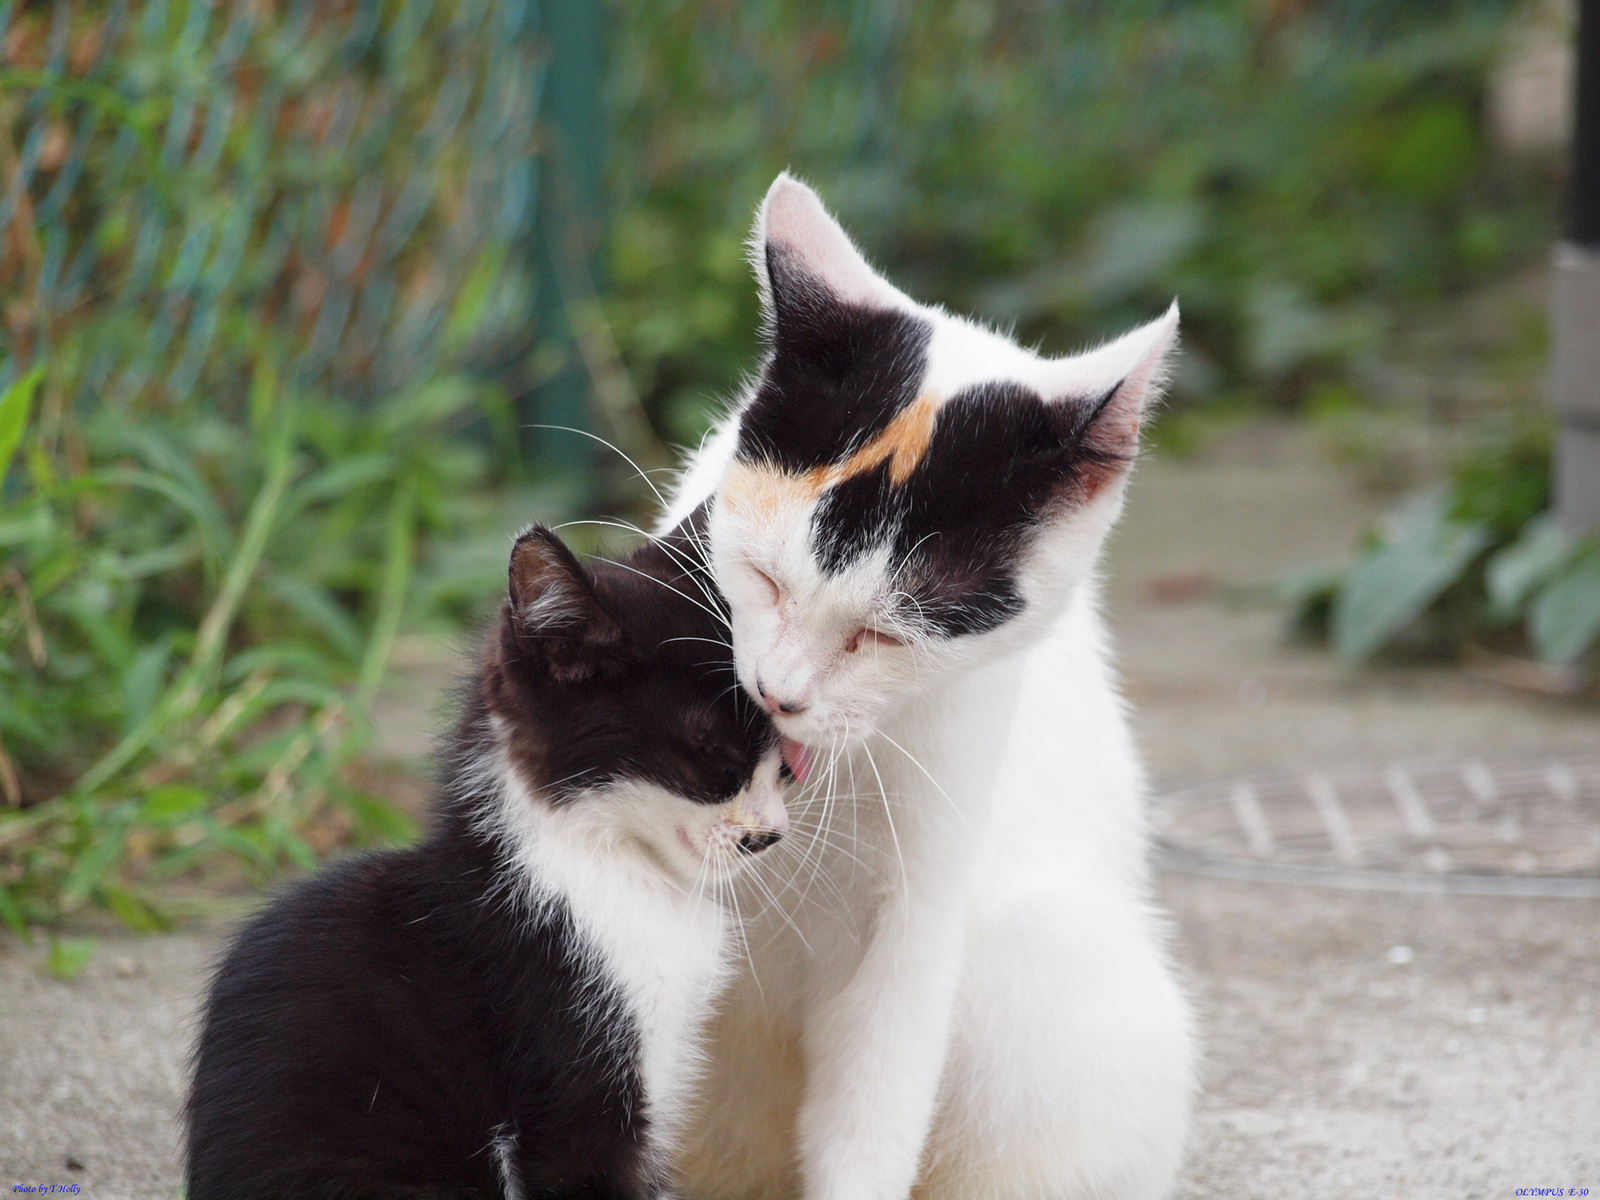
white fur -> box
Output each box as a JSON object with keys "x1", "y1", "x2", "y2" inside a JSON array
[
  {"x1": 659, "y1": 175, "x2": 1196, "y2": 1200},
  {"x1": 478, "y1": 730, "x2": 789, "y2": 1174},
  {"x1": 492, "y1": 1124, "x2": 526, "y2": 1200}
]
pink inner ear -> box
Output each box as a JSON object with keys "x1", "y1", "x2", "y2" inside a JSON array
[
  {"x1": 1042, "y1": 304, "x2": 1180, "y2": 497},
  {"x1": 758, "y1": 174, "x2": 899, "y2": 311}
]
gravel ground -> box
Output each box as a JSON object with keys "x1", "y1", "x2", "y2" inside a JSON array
[{"x1": 4, "y1": 423, "x2": 1596, "y2": 1197}]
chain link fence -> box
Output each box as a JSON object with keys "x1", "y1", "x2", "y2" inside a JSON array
[
  {"x1": 0, "y1": 0, "x2": 609, "y2": 933},
  {"x1": 1, "y1": 0, "x2": 562, "y2": 411}
]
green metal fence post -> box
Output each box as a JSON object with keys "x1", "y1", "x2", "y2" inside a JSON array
[
  {"x1": 526, "y1": 0, "x2": 605, "y2": 492},
  {"x1": 1552, "y1": 0, "x2": 1600, "y2": 532}
]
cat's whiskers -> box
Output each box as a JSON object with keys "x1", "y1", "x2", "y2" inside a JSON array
[
  {"x1": 755, "y1": 756, "x2": 832, "y2": 913},
  {"x1": 600, "y1": 558, "x2": 733, "y2": 633},
  {"x1": 799, "y1": 728, "x2": 849, "y2": 905},
  {"x1": 523, "y1": 425, "x2": 673, "y2": 513},
  {"x1": 556, "y1": 515, "x2": 733, "y2": 625},
  {"x1": 779, "y1": 804, "x2": 878, "y2": 883},
  {"x1": 781, "y1": 728, "x2": 871, "y2": 925},
  {"x1": 861, "y1": 737, "x2": 908, "y2": 896},
  {"x1": 675, "y1": 509, "x2": 722, "y2": 600},
  {"x1": 659, "y1": 635, "x2": 736, "y2": 652},
  {"x1": 739, "y1": 848, "x2": 817, "y2": 958},
  {"x1": 832, "y1": 736, "x2": 862, "y2": 878},
  {"x1": 715, "y1": 855, "x2": 765, "y2": 999},
  {"x1": 544, "y1": 513, "x2": 728, "y2": 633},
  {"x1": 753, "y1": 733, "x2": 855, "y2": 929},
  {"x1": 873, "y1": 729, "x2": 968, "y2": 828}
]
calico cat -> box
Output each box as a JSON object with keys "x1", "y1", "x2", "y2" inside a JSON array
[
  {"x1": 185, "y1": 518, "x2": 787, "y2": 1200},
  {"x1": 661, "y1": 176, "x2": 1195, "y2": 1200}
]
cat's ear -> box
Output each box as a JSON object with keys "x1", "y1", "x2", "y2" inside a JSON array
[
  {"x1": 507, "y1": 526, "x2": 622, "y2": 682},
  {"x1": 1043, "y1": 303, "x2": 1179, "y2": 496},
  {"x1": 750, "y1": 172, "x2": 905, "y2": 333}
]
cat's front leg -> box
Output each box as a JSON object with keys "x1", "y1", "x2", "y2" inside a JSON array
[{"x1": 794, "y1": 887, "x2": 967, "y2": 1200}]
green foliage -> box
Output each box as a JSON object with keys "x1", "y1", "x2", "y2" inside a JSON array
[
  {"x1": 1528, "y1": 548, "x2": 1600, "y2": 666},
  {"x1": 1293, "y1": 424, "x2": 1600, "y2": 671},
  {"x1": 0, "y1": 0, "x2": 1578, "y2": 932},
  {"x1": 0, "y1": 366, "x2": 43, "y2": 476},
  {"x1": 1, "y1": 0, "x2": 544, "y2": 411},
  {"x1": 1449, "y1": 420, "x2": 1553, "y2": 534},
  {"x1": 607, "y1": 0, "x2": 1555, "y2": 437},
  {"x1": 46, "y1": 934, "x2": 99, "y2": 980},
  {"x1": 1329, "y1": 494, "x2": 1491, "y2": 662},
  {"x1": 0, "y1": 353, "x2": 510, "y2": 933},
  {"x1": 0, "y1": 0, "x2": 548, "y2": 935}
]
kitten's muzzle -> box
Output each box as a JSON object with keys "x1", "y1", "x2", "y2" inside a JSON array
[
  {"x1": 726, "y1": 778, "x2": 788, "y2": 856},
  {"x1": 738, "y1": 828, "x2": 783, "y2": 854}
]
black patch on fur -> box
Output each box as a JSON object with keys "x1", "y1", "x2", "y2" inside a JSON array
[
  {"x1": 186, "y1": 510, "x2": 770, "y2": 1199},
  {"x1": 187, "y1": 835, "x2": 649, "y2": 1200},
  {"x1": 494, "y1": 511, "x2": 770, "y2": 805},
  {"x1": 812, "y1": 382, "x2": 1129, "y2": 638},
  {"x1": 736, "y1": 247, "x2": 932, "y2": 471}
]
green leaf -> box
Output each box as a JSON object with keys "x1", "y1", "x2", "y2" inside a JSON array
[
  {"x1": 212, "y1": 825, "x2": 275, "y2": 870},
  {"x1": 47, "y1": 935, "x2": 100, "y2": 980},
  {"x1": 1332, "y1": 501, "x2": 1491, "y2": 661},
  {"x1": 282, "y1": 453, "x2": 397, "y2": 515},
  {"x1": 1274, "y1": 563, "x2": 1347, "y2": 610},
  {"x1": 1486, "y1": 516, "x2": 1573, "y2": 617},
  {"x1": 61, "y1": 824, "x2": 129, "y2": 905},
  {"x1": 122, "y1": 641, "x2": 175, "y2": 734},
  {"x1": 376, "y1": 376, "x2": 478, "y2": 437},
  {"x1": 346, "y1": 792, "x2": 418, "y2": 846},
  {"x1": 138, "y1": 783, "x2": 209, "y2": 825},
  {"x1": 267, "y1": 822, "x2": 318, "y2": 871},
  {"x1": 101, "y1": 884, "x2": 169, "y2": 932},
  {"x1": 1529, "y1": 550, "x2": 1600, "y2": 666},
  {"x1": 357, "y1": 477, "x2": 416, "y2": 706},
  {"x1": 266, "y1": 574, "x2": 366, "y2": 661},
  {"x1": 0, "y1": 884, "x2": 30, "y2": 941},
  {"x1": 0, "y1": 364, "x2": 45, "y2": 483},
  {"x1": 90, "y1": 466, "x2": 229, "y2": 580}
]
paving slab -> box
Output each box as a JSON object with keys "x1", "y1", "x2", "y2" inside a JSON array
[
  {"x1": 1, "y1": 934, "x2": 205, "y2": 1195},
  {"x1": 1165, "y1": 875, "x2": 1599, "y2": 1198}
]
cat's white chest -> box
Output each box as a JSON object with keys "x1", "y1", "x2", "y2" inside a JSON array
[
  {"x1": 570, "y1": 870, "x2": 728, "y2": 1129},
  {"x1": 495, "y1": 769, "x2": 730, "y2": 1137}
]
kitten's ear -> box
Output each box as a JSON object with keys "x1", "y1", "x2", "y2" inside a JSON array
[
  {"x1": 507, "y1": 526, "x2": 621, "y2": 682},
  {"x1": 1044, "y1": 303, "x2": 1180, "y2": 496},
  {"x1": 750, "y1": 172, "x2": 905, "y2": 333}
]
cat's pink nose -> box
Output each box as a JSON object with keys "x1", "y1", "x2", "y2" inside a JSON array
[{"x1": 756, "y1": 678, "x2": 806, "y2": 715}]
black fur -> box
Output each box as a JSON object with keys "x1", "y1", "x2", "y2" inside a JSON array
[
  {"x1": 738, "y1": 247, "x2": 1130, "y2": 639},
  {"x1": 186, "y1": 515, "x2": 770, "y2": 1200},
  {"x1": 815, "y1": 381, "x2": 1126, "y2": 636},
  {"x1": 737, "y1": 247, "x2": 932, "y2": 472}
]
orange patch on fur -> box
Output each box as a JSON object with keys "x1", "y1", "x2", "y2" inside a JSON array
[
  {"x1": 721, "y1": 461, "x2": 827, "y2": 519},
  {"x1": 722, "y1": 392, "x2": 942, "y2": 520},
  {"x1": 833, "y1": 390, "x2": 940, "y2": 486}
]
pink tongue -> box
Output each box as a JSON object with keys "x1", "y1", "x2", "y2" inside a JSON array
[{"x1": 780, "y1": 737, "x2": 814, "y2": 785}]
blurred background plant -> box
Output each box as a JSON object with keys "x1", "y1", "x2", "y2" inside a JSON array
[
  {"x1": 1, "y1": 0, "x2": 1588, "y2": 948},
  {"x1": 606, "y1": 0, "x2": 1561, "y2": 444},
  {"x1": 0, "y1": 0, "x2": 552, "y2": 943},
  {"x1": 1286, "y1": 414, "x2": 1600, "y2": 675}
]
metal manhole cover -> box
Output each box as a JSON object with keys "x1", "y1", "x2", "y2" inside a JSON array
[{"x1": 1153, "y1": 755, "x2": 1600, "y2": 897}]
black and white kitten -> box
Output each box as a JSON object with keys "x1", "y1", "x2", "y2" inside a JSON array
[{"x1": 185, "y1": 518, "x2": 786, "y2": 1200}]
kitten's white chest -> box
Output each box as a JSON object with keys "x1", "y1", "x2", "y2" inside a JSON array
[
  {"x1": 496, "y1": 770, "x2": 731, "y2": 1139},
  {"x1": 574, "y1": 874, "x2": 729, "y2": 1132}
]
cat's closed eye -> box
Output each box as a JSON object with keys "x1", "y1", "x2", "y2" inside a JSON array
[
  {"x1": 749, "y1": 566, "x2": 782, "y2": 605},
  {"x1": 847, "y1": 628, "x2": 905, "y2": 653}
]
